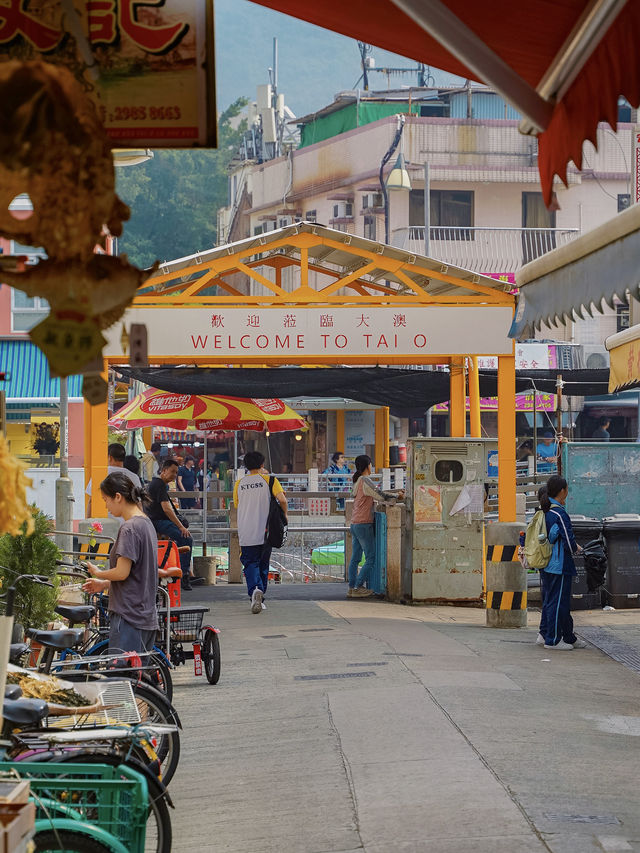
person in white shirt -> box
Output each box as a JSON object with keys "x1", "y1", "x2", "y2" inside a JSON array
[
  {"x1": 233, "y1": 451, "x2": 287, "y2": 614},
  {"x1": 86, "y1": 443, "x2": 142, "y2": 519}
]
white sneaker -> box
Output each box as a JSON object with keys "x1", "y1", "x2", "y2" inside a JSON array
[
  {"x1": 544, "y1": 640, "x2": 573, "y2": 650},
  {"x1": 261, "y1": 602, "x2": 266, "y2": 610},
  {"x1": 572, "y1": 638, "x2": 588, "y2": 648},
  {"x1": 535, "y1": 633, "x2": 545, "y2": 646},
  {"x1": 251, "y1": 588, "x2": 263, "y2": 614}
]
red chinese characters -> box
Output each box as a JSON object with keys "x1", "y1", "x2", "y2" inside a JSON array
[
  {"x1": 0, "y1": 0, "x2": 61, "y2": 51},
  {"x1": 0, "y1": 0, "x2": 189, "y2": 55}
]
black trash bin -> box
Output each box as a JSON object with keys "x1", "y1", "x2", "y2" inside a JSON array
[
  {"x1": 603, "y1": 514, "x2": 640, "y2": 609},
  {"x1": 571, "y1": 516, "x2": 605, "y2": 610}
]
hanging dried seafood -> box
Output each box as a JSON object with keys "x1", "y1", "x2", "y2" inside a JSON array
[{"x1": 0, "y1": 61, "x2": 154, "y2": 382}]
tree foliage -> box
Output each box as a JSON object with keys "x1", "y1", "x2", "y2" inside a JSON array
[
  {"x1": 115, "y1": 97, "x2": 249, "y2": 268},
  {"x1": 0, "y1": 507, "x2": 60, "y2": 631}
]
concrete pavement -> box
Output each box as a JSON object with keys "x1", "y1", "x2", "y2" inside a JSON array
[{"x1": 168, "y1": 585, "x2": 640, "y2": 853}]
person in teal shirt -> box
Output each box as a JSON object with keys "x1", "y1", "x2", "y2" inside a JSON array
[{"x1": 537, "y1": 430, "x2": 558, "y2": 473}]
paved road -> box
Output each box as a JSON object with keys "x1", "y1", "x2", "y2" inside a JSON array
[{"x1": 168, "y1": 586, "x2": 640, "y2": 853}]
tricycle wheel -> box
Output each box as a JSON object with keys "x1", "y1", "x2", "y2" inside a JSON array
[{"x1": 203, "y1": 629, "x2": 221, "y2": 684}]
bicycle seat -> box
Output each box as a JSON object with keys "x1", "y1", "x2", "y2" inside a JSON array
[
  {"x1": 3, "y1": 696, "x2": 48, "y2": 726},
  {"x1": 55, "y1": 604, "x2": 96, "y2": 625},
  {"x1": 26, "y1": 627, "x2": 84, "y2": 651},
  {"x1": 9, "y1": 642, "x2": 29, "y2": 663},
  {"x1": 4, "y1": 685, "x2": 21, "y2": 700}
]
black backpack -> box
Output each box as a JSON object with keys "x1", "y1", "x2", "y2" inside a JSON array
[{"x1": 265, "y1": 475, "x2": 288, "y2": 548}]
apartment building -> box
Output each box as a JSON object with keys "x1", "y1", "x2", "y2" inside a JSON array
[{"x1": 220, "y1": 86, "x2": 633, "y2": 355}]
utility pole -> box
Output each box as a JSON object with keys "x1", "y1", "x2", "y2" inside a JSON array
[{"x1": 55, "y1": 376, "x2": 74, "y2": 554}]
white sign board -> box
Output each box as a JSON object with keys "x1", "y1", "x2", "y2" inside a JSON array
[
  {"x1": 104, "y1": 306, "x2": 514, "y2": 359},
  {"x1": 477, "y1": 342, "x2": 549, "y2": 371},
  {"x1": 344, "y1": 410, "x2": 376, "y2": 459}
]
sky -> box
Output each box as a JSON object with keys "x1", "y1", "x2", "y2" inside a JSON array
[{"x1": 214, "y1": 0, "x2": 463, "y2": 116}]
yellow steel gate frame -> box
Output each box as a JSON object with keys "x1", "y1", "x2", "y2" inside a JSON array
[{"x1": 89, "y1": 224, "x2": 516, "y2": 519}]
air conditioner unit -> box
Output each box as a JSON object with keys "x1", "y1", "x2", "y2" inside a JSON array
[
  {"x1": 362, "y1": 192, "x2": 383, "y2": 210},
  {"x1": 333, "y1": 202, "x2": 353, "y2": 219},
  {"x1": 581, "y1": 345, "x2": 610, "y2": 369}
]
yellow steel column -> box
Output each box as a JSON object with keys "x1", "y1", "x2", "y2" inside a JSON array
[
  {"x1": 88, "y1": 361, "x2": 109, "y2": 518},
  {"x1": 83, "y1": 398, "x2": 92, "y2": 516},
  {"x1": 497, "y1": 354, "x2": 516, "y2": 522},
  {"x1": 449, "y1": 360, "x2": 466, "y2": 437},
  {"x1": 374, "y1": 407, "x2": 389, "y2": 470},
  {"x1": 336, "y1": 410, "x2": 345, "y2": 454},
  {"x1": 469, "y1": 356, "x2": 481, "y2": 438}
]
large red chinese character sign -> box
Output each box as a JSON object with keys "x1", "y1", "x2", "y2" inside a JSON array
[{"x1": 0, "y1": 0, "x2": 215, "y2": 148}]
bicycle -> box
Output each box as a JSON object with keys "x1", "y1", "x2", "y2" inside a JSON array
[
  {"x1": 1, "y1": 574, "x2": 173, "y2": 852},
  {"x1": 3, "y1": 690, "x2": 174, "y2": 851}
]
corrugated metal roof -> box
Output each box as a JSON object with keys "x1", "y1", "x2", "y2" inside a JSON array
[
  {"x1": 0, "y1": 339, "x2": 82, "y2": 401},
  {"x1": 145, "y1": 221, "x2": 513, "y2": 302}
]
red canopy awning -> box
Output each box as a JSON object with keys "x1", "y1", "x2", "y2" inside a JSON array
[{"x1": 252, "y1": 0, "x2": 640, "y2": 205}]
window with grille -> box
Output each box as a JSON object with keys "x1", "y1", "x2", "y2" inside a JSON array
[{"x1": 363, "y1": 215, "x2": 376, "y2": 241}]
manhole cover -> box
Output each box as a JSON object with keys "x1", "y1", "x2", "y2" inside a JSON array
[
  {"x1": 578, "y1": 628, "x2": 640, "y2": 675},
  {"x1": 294, "y1": 671, "x2": 376, "y2": 681},
  {"x1": 544, "y1": 813, "x2": 619, "y2": 825},
  {"x1": 299, "y1": 628, "x2": 334, "y2": 633},
  {"x1": 382, "y1": 652, "x2": 424, "y2": 657}
]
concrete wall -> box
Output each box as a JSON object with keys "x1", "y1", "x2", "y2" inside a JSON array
[{"x1": 26, "y1": 467, "x2": 87, "y2": 521}]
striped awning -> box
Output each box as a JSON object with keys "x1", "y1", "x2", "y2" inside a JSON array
[{"x1": 0, "y1": 339, "x2": 82, "y2": 401}]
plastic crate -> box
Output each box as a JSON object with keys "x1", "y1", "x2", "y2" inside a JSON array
[
  {"x1": 157, "y1": 605, "x2": 208, "y2": 643},
  {"x1": 0, "y1": 761, "x2": 147, "y2": 852}
]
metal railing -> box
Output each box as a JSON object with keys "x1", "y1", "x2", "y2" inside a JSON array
[{"x1": 391, "y1": 226, "x2": 580, "y2": 273}]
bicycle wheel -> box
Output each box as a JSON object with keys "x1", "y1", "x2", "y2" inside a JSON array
[
  {"x1": 84, "y1": 642, "x2": 173, "y2": 701},
  {"x1": 53, "y1": 752, "x2": 172, "y2": 853},
  {"x1": 132, "y1": 682, "x2": 181, "y2": 786},
  {"x1": 34, "y1": 828, "x2": 116, "y2": 853},
  {"x1": 203, "y1": 629, "x2": 221, "y2": 685}
]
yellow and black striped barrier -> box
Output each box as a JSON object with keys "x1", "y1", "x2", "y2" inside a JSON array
[{"x1": 485, "y1": 522, "x2": 527, "y2": 628}]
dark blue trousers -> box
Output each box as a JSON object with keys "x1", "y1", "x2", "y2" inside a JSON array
[
  {"x1": 540, "y1": 570, "x2": 577, "y2": 646},
  {"x1": 240, "y1": 543, "x2": 272, "y2": 598},
  {"x1": 153, "y1": 519, "x2": 192, "y2": 580}
]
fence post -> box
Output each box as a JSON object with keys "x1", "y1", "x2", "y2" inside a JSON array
[
  {"x1": 485, "y1": 522, "x2": 527, "y2": 628},
  {"x1": 344, "y1": 499, "x2": 353, "y2": 583},
  {"x1": 386, "y1": 503, "x2": 404, "y2": 601},
  {"x1": 228, "y1": 504, "x2": 243, "y2": 584}
]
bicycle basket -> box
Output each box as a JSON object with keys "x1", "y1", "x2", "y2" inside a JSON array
[
  {"x1": 0, "y1": 761, "x2": 148, "y2": 851},
  {"x1": 158, "y1": 605, "x2": 208, "y2": 643}
]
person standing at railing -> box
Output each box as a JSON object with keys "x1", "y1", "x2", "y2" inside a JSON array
[
  {"x1": 537, "y1": 430, "x2": 560, "y2": 473},
  {"x1": 347, "y1": 454, "x2": 403, "y2": 598},
  {"x1": 323, "y1": 451, "x2": 351, "y2": 510}
]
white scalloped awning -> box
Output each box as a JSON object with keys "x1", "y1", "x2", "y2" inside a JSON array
[{"x1": 510, "y1": 204, "x2": 640, "y2": 339}]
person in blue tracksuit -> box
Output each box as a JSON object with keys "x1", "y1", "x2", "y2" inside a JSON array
[{"x1": 539, "y1": 475, "x2": 586, "y2": 650}]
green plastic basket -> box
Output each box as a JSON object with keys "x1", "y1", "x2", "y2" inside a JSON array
[{"x1": 0, "y1": 761, "x2": 148, "y2": 852}]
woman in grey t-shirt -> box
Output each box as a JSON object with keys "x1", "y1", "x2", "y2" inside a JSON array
[{"x1": 83, "y1": 472, "x2": 159, "y2": 653}]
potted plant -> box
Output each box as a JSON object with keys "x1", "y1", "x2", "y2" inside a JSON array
[
  {"x1": 31, "y1": 423, "x2": 60, "y2": 457},
  {"x1": 0, "y1": 506, "x2": 60, "y2": 642}
]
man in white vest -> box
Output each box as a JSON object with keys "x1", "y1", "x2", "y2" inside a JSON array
[{"x1": 233, "y1": 451, "x2": 287, "y2": 614}]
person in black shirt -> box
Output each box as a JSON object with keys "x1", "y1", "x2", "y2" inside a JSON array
[
  {"x1": 177, "y1": 456, "x2": 197, "y2": 509},
  {"x1": 147, "y1": 459, "x2": 193, "y2": 590}
]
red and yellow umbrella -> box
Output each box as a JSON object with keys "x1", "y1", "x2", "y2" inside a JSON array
[{"x1": 109, "y1": 389, "x2": 307, "y2": 433}]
